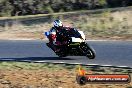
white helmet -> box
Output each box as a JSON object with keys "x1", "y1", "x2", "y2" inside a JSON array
[{"x1": 53, "y1": 20, "x2": 63, "y2": 28}]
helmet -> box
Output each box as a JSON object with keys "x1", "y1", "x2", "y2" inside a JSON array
[{"x1": 53, "y1": 20, "x2": 63, "y2": 29}]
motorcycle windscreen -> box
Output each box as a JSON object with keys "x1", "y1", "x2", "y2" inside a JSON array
[{"x1": 78, "y1": 31, "x2": 85, "y2": 40}]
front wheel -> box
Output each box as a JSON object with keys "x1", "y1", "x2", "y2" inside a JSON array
[
  {"x1": 79, "y1": 42, "x2": 96, "y2": 59},
  {"x1": 86, "y1": 45, "x2": 96, "y2": 59}
]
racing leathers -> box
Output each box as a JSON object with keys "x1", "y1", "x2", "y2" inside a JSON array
[{"x1": 48, "y1": 26, "x2": 76, "y2": 52}]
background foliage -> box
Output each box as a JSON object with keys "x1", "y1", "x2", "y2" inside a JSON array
[{"x1": 0, "y1": 0, "x2": 132, "y2": 17}]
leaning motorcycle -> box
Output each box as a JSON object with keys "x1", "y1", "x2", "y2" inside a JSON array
[{"x1": 45, "y1": 29, "x2": 96, "y2": 59}]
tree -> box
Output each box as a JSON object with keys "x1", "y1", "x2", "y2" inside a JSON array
[{"x1": 0, "y1": 0, "x2": 14, "y2": 16}]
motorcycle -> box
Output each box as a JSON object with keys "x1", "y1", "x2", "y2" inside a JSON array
[{"x1": 45, "y1": 28, "x2": 96, "y2": 59}]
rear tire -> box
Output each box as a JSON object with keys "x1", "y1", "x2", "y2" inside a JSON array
[{"x1": 56, "y1": 49, "x2": 67, "y2": 58}]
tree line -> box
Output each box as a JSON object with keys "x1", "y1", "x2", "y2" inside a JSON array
[{"x1": 0, "y1": 0, "x2": 132, "y2": 17}]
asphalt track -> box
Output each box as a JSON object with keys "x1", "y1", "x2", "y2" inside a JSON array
[{"x1": 0, "y1": 40, "x2": 132, "y2": 67}]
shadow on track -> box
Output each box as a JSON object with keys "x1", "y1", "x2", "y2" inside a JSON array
[{"x1": 0, "y1": 57, "x2": 74, "y2": 62}]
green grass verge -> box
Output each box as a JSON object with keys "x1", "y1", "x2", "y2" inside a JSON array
[
  {"x1": 0, "y1": 6, "x2": 132, "y2": 40},
  {"x1": 0, "y1": 61, "x2": 131, "y2": 74}
]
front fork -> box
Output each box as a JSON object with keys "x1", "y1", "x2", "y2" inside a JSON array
[{"x1": 79, "y1": 42, "x2": 89, "y2": 55}]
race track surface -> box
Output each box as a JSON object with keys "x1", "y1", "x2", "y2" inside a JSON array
[{"x1": 0, "y1": 40, "x2": 132, "y2": 67}]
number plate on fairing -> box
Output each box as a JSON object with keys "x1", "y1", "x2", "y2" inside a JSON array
[{"x1": 71, "y1": 37, "x2": 84, "y2": 42}]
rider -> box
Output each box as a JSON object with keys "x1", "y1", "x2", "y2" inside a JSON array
[{"x1": 48, "y1": 19, "x2": 74, "y2": 52}]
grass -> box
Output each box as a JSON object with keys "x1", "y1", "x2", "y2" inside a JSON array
[
  {"x1": 0, "y1": 7, "x2": 132, "y2": 40},
  {"x1": 0, "y1": 62, "x2": 76, "y2": 71},
  {"x1": 0, "y1": 61, "x2": 131, "y2": 74},
  {"x1": 0, "y1": 61, "x2": 131, "y2": 88}
]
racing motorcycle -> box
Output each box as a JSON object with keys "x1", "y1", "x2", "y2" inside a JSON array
[{"x1": 45, "y1": 28, "x2": 96, "y2": 59}]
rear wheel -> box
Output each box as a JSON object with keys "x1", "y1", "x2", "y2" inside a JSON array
[
  {"x1": 56, "y1": 51, "x2": 67, "y2": 57},
  {"x1": 55, "y1": 47, "x2": 67, "y2": 57}
]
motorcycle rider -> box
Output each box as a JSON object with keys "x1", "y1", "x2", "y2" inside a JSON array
[
  {"x1": 47, "y1": 19, "x2": 79, "y2": 53},
  {"x1": 45, "y1": 20, "x2": 95, "y2": 59}
]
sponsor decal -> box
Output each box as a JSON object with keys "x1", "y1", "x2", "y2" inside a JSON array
[{"x1": 76, "y1": 65, "x2": 131, "y2": 85}]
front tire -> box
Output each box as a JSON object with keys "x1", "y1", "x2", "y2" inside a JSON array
[
  {"x1": 86, "y1": 45, "x2": 96, "y2": 59},
  {"x1": 79, "y1": 42, "x2": 96, "y2": 59}
]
